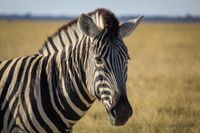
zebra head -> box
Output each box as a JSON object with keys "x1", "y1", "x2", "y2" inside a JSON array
[{"x1": 78, "y1": 10, "x2": 143, "y2": 126}]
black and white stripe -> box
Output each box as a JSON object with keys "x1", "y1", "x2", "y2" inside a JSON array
[{"x1": 0, "y1": 8, "x2": 143, "y2": 133}]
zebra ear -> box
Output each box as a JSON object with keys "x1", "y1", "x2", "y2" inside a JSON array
[
  {"x1": 78, "y1": 14, "x2": 100, "y2": 37},
  {"x1": 119, "y1": 15, "x2": 144, "y2": 38}
]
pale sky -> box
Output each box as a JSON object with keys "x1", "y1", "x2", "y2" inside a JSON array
[{"x1": 0, "y1": 0, "x2": 200, "y2": 16}]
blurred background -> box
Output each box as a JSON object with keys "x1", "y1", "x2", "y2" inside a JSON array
[{"x1": 0, "y1": 0, "x2": 200, "y2": 132}]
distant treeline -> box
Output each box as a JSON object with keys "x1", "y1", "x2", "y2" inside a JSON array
[{"x1": 0, "y1": 14, "x2": 200, "y2": 22}]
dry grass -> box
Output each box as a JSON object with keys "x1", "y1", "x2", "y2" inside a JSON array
[{"x1": 0, "y1": 20, "x2": 200, "y2": 133}]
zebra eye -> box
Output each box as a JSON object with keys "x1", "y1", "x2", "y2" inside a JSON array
[{"x1": 95, "y1": 57, "x2": 103, "y2": 64}]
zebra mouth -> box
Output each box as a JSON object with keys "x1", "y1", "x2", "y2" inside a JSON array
[
  {"x1": 107, "y1": 107, "x2": 131, "y2": 126},
  {"x1": 106, "y1": 99, "x2": 133, "y2": 126}
]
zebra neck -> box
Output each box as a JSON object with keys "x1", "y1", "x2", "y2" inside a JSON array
[
  {"x1": 50, "y1": 49, "x2": 95, "y2": 102},
  {"x1": 43, "y1": 53, "x2": 95, "y2": 126}
]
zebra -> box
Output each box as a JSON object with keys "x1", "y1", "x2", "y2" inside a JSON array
[{"x1": 0, "y1": 8, "x2": 143, "y2": 133}]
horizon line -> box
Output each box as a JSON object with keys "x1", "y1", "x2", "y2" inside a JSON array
[{"x1": 0, "y1": 13, "x2": 200, "y2": 18}]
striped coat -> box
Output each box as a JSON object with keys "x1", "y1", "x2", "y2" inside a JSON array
[{"x1": 0, "y1": 8, "x2": 143, "y2": 133}]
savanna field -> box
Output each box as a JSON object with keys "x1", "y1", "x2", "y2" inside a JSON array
[{"x1": 0, "y1": 20, "x2": 200, "y2": 133}]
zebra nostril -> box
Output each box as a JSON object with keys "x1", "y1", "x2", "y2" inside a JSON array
[{"x1": 111, "y1": 100, "x2": 133, "y2": 119}]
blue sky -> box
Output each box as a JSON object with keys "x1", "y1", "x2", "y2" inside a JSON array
[{"x1": 0, "y1": 0, "x2": 200, "y2": 16}]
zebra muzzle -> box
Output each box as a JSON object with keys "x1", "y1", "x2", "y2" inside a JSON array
[{"x1": 107, "y1": 99, "x2": 132, "y2": 126}]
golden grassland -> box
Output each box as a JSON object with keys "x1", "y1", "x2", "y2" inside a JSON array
[{"x1": 0, "y1": 20, "x2": 200, "y2": 133}]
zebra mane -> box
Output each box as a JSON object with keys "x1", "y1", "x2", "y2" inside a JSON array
[
  {"x1": 39, "y1": 8, "x2": 119, "y2": 55},
  {"x1": 61, "y1": 8, "x2": 119, "y2": 33}
]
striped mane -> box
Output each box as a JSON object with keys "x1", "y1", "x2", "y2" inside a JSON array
[
  {"x1": 39, "y1": 8, "x2": 119, "y2": 55},
  {"x1": 66, "y1": 8, "x2": 119, "y2": 33}
]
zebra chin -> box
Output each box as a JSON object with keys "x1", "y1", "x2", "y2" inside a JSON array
[{"x1": 106, "y1": 100, "x2": 133, "y2": 126}]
